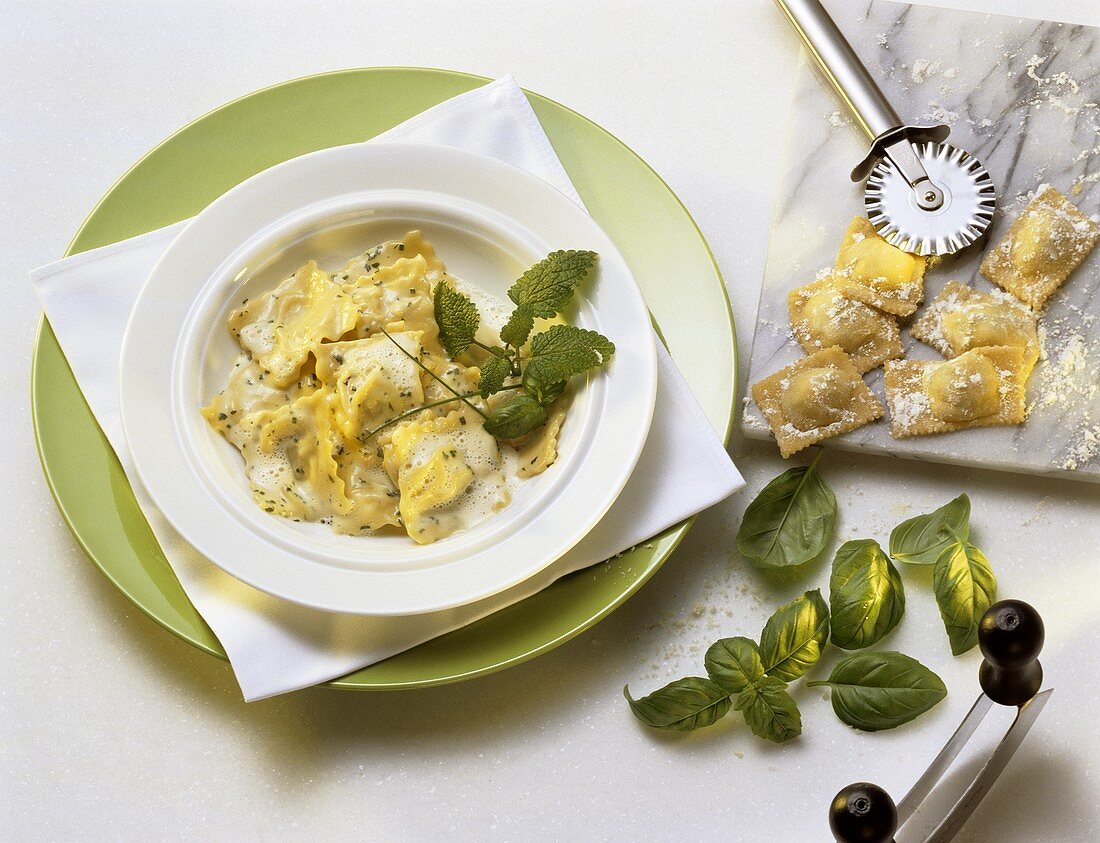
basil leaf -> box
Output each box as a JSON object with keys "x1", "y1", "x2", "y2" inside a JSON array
[
  {"x1": 522, "y1": 371, "x2": 566, "y2": 407},
  {"x1": 735, "y1": 453, "x2": 836, "y2": 569},
  {"x1": 933, "y1": 541, "x2": 997, "y2": 655},
  {"x1": 734, "y1": 677, "x2": 802, "y2": 744},
  {"x1": 759, "y1": 589, "x2": 830, "y2": 681},
  {"x1": 829, "y1": 539, "x2": 905, "y2": 651},
  {"x1": 624, "y1": 678, "x2": 732, "y2": 731},
  {"x1": 482, "y1": 393, "x2": 547, "y2": 439},
  {"x1": 809, "y1": 651, "x2": 947, "y2": 732},
  {"x1": 889, "y1": 494, "x2": 970, "y2": 566},
  {"x1": 705, "y1": 637, "x2": 765, "y2": 694}
]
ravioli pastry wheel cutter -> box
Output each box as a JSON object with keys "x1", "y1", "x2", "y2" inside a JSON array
[
  {"x1": 827, "y1": 600, "x2": 1053, "y2": 843},
  {"x1": 774, "y1": 0, "x2": 996, "y2": 256}
]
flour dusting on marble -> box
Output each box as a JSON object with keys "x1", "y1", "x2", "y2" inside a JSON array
[
  {"x1": 744, "y1": 0, "x2": 1100, "y2": 482},
  {"x1": 1024, "y1": 54, "x2": 1098, "y2": 118}
]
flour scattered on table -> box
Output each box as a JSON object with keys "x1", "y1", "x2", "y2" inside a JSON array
[
  {"x1": 1063, "y1": 425, "x2": 1100, "y2": 471},
  {"x1": 637, "y1": 575, "x2": 767, "y2": 681},
  {"x1": 1020, "y1": 496, "x2": 1051, "y2": 527}
]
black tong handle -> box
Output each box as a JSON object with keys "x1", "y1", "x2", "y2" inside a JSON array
[{"x1": 828, "y1": 599, "x2": 1046, "y2": 843}]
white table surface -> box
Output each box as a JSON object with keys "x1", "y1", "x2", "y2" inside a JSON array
[{"x1": 2, "y1": 1, "x2": 1098, "y2": 840}]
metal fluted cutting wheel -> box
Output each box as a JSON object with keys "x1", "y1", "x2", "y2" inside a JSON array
[{"x1": 865, "y1": 142, "x2": 996, "y2": 256}]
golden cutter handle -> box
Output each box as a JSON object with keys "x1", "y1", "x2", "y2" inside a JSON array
[{"x1": 773, "y1": 0, "x2": 902, "y2": 141}]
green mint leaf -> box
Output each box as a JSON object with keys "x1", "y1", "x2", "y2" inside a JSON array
[
  {"x1": 735, "y1": 451, "x2": 836, "y2": 568},
  {"x1": 889, "y1": 494, "x2": 971, "y2": 566},
  {"x1": 523, "y1": 324, "x2": 615, "y2": 386},
  {"x1": 624, "y1": 677, "x2": 732, "y2": 732},
  {"x1": 704, "y1": 637, "x2": 765, "y2": 695},
  {"x1": 482, "y1": 392, "x2": 547, "y2": 439},
  {"x1": 433, "y1": 281, "x2": 480, "y2": 358},
  {"x1": 523, "y1": 371, "x2": 566, "y2": 407},
  {"x1": 933, "y1": 541, "x2": 997, "y2": 655},
  {"x1": 808, "y1": 651, "x2": 947, "y2": 732},
  {"x1": 508, "y1": 249, "x2": 598, "y2": 317},
  {"x1": 829, "y1": 539, "x2": 906, "y2": 651},
  {"x1": 477, "y1": 355, "x2": 511, "y2": 399},
  {"x1": 734, "y1": 677, "x2": 802, "y2": 744},
  {"x1": 759, "y1": 589, "x2": 830, "y2": 681},
  {"x1": 500, "y1": 304, "x2": 535, "y2": 348}
]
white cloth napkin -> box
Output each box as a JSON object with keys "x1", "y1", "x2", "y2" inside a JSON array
[{"x1": 31, "y1": 76, "x2": 744, "y2": 701}]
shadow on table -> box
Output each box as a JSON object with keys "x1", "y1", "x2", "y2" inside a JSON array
[
  {"x1": 72, "y1": 437, "x2": 1099, "y2": 816},
  {"x1": 73, "y1": 482, "x2": 747, "y2": 766}
]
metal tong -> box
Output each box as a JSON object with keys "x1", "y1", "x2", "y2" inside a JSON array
[{"x1": 828, "y1": 600, "x2": 1052, "y2": 843}]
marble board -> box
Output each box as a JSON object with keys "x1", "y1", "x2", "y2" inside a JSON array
[{"x1": 742, "y1": 0, "x2": 1100, "y2": 481}]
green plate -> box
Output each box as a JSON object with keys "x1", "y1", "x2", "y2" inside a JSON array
[{"x1": 30, "y1": 68, "x2": 737, "y2": 690}]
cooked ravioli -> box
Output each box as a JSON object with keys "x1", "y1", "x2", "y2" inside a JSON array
[
  {"x1": 883, "y1": 346, "x2": 1027, "y2": 438},
  {"x1": 330, "y1": 448, "x2": 402, "y2": 536},
  {"x1": 515, "y1": 406, "x2": 567, "y2": 477},
  {"x1": 980, "y1": 186, "x2": 1099, "y2": 310},
  {"x1": 201, "y1": 359, "x2": 320, "y2": 449},
  {"x1": 384, "y1": 412, "x2": 510, "y2": 544},
  {"x1": 751, "y1": 346, "x2": 884, "y2": 458},
  {"x1": 345, "y1": 254, "x2": 442, "y2": 354},
  {"x1": 910, "y1": 281, "x2": 1040, "y2": 376},
  {"x1": 204, "y1": 234, "x2": 569, "y2": 543},
  {"x1": 334, "y1": 230, "x2": 447, "y2": 287},
  {"x1": 239, "y1": 389, "x2": 353, "y2": 521},
  {"x1": 229, "y1": 261, "x2": 358, "y2": 387},
  {"x1": 788, "y1": 275, "x2": 903, "y2": 373},
  {"x1": 834, "y1": 216, "x2": 927, "y2": 317},
  {"x1": 422, "y1": 358, "x2": 482, "y2": 406},
  {"x1": 314, "y1": 332, "x2": 425, "y2": 440}
]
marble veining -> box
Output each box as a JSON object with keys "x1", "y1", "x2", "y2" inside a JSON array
[{"x1": 743, "y1": 0, "x2": 1100, "y2": 481}]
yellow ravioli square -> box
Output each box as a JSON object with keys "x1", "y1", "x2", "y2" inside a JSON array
[
  {"x1": 788, "y1": 275, "x2": 903, "y2": 373},
  {"x1": 980, "y1": 185, "x2": 1099, "y2": 310},
  {"x1": 330, "y1": 448, "x2": 402, "y2": 536},
  {"x1": 515, "y1": 406, "x2": 567, "y2": 477},
  {"x1": 834, "y1": 216, "x2": 927, "y2": 317},
  {"x1": 383, "y1": 412, "x2": 509, "y2": 544},
  {"x1": 910, "y1": 281, "x2": 1040, "y2": 377},
  {"x1": 883, "y1": 346, "x2": 1027, "y2": 438},
  {"x1": 345, "y1": 254, "x2": 441, "y2": 352},
  {"x1": 228, "y1": 261, "x2": 359, "y2": 387},
  {"x1": 313, "y1": 332, "x2": 425, "y2": 440},
  {"x1": 333, "y1": 230, "x2": 447, "y2": 287},
  {"x1": 751, "y1": 346, "x2": 884, "y2": 458},
  {"x1": 240, "y1": 389, "x2": 354, "y2": 521}
]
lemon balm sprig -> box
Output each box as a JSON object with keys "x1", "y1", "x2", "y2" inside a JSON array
[
  {"x1": 435, "y1": 250, "x2": 615, "y2": 440},
  {"x1": 362, "y1": 251, "x2": 614, "y2": 443}
]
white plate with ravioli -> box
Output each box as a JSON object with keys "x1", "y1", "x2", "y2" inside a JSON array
[{"x1": 120, "y1": 143, "x2": 657, "y2": 615}]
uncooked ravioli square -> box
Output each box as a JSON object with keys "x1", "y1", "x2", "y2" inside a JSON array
[{"x1": 751, "y1": 346, "x2": 884, "y2": 458}]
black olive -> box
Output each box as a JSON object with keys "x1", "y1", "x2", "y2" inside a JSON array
[
  {"x1": 978, "y1": 600, "x2": 1044, "y2": 669},
  {"x1": 828, "y1": 782, "x2": 896, "y2": 843},
  {"x1": 980, "y1": 659, "x2": 1043, "y2": 707}
]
